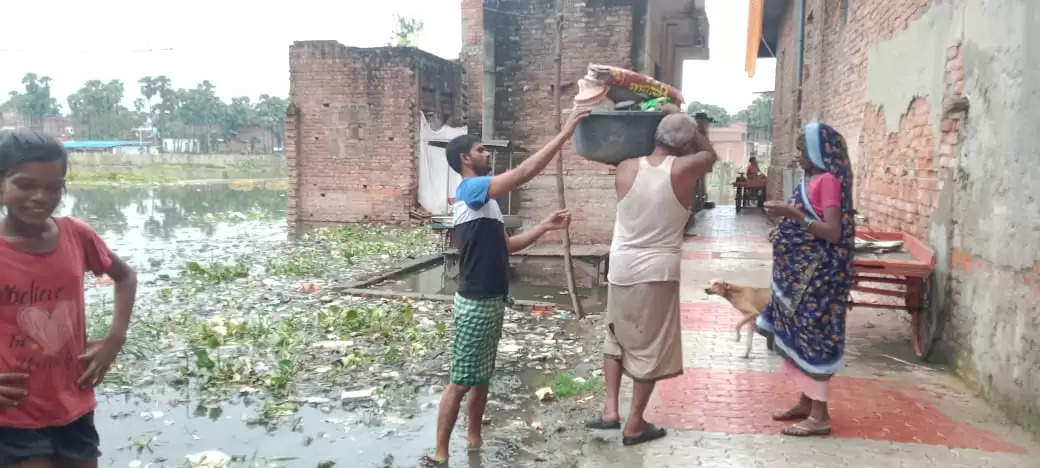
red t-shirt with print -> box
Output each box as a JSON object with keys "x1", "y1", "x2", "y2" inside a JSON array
[{"x1": 0, "y1": 217, "x2": 113, "y2": 429}]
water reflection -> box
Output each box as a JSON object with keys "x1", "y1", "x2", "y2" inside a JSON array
[
  {"x1": 61, "y1": 182, "x2": 286, "y2": 239},
  {"x1": 61, "y1": 182, "x2": 287, "y2": 285}
]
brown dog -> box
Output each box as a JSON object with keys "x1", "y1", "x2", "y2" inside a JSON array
[{"x1": 704, "y1": 279, "x2": 771, "y2": 358}]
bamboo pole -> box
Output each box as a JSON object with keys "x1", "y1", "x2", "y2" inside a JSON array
[
  {"x1": 336, "y1": 288, "x2": 556, "y2": 309},
  {"x1": 553, "y1": 0, "x2": 585, "y2": 318}
]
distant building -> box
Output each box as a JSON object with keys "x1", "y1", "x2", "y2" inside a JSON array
[
  {"x1": 708, "y1": 122, "x2": 749, "y2": 169},
  {"x1": 0, "y1": 110, "x2": 72, "y2": 139},
  {"x1": 63, "y1": 140, "x2": 158, "y2": 155}
]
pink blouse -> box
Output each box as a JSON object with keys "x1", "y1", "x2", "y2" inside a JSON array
[{"x1": 807, "y1": 173, "x2": 841, "y2": 221}]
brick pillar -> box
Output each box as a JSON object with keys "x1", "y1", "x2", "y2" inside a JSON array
[
  {"x1": 285, "y1": 101, "x2": 301, "y2": 229},
  {"x1": 460, "y1": 0, "x2": 484, "y2": 133}
]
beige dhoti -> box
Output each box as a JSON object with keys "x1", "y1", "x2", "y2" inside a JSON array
[{"x1": 602, "y1": 281, "x2": 683, "y2": 381}]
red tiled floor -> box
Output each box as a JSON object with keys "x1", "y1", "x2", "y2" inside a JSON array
[
  {"x1": 680, "y1": 301, "x2": 742, "y2": 332},
  {"x1": 681, "y1": 251, "x2": 713, "y2": 261},
  {"x1": 646, "y1": 368, "x2": 1025, "y2": 453}
]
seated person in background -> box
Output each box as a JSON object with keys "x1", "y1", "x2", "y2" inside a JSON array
[{"x1": 747, "y1": 157, "x2": 762, "y2": 178}]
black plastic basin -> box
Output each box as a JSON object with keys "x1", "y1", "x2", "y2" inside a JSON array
[{"x1": 572, "y1": 110, "x2": 665, "y2": 164}]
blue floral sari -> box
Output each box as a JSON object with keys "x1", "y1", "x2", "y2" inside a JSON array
[{"x1": 756, "y1": 123, "x2": 855, "y2": 380}]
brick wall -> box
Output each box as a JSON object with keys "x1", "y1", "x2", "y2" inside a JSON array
[
  {"x1": 286, "y1": 42, "x2": 464, "y2": 226},
  {"x1": 856, "y1": 43, "x2": 964, "y2": 240},
  {"x1": 474, "y1": 0, "x2": 639, "y2": 245},
  {"x1": 767, "y1": 0, "x2": 935, "y2": 201}
]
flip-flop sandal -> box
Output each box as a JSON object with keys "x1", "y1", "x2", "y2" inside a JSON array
[
  {"x1": 622, "y1": 423, "x2": 667, "y2": 446},
  {"x1": 772, "y1": 408, "x2": 811, "y2": 421},
  {"x1": 781, "y1": 418, "x2": 832, "y2": 437},
  {"x1": 419, "y1": 455, "x2": 447, "y2": 467},
  {"x1": 585, "y1": 415, "x2": 622, "y2": 430}
]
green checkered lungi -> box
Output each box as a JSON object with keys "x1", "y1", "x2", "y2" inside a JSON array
[{"x1": 450, "y1": 293, "x2": 507, "y2": 387}]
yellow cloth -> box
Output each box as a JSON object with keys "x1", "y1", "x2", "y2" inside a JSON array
[{"x1": 746, "y1": 0, "x2": 765, "y2": 77}]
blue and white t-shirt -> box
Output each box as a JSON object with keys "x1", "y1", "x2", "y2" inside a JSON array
[{"x1": 453, "y1": 176, "x2": 508, "y2": 298}]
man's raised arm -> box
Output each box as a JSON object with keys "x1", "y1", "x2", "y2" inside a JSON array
[{"x1": 486, "y1": 110, "x2": 590, "y2": 199}]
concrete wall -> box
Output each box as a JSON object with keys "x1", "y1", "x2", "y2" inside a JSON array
[
  {"x1": 767, "y1": 0, "x2": 1040, "y2": 435},
  {"x1": 941, "y1": 0, "x2": 1040, "y2": 436},
  {"x1": 286, "y1": 42, "x2": 465, "y2": 227},
  {"x1": 69, "y1": 152, "x2": 282, "y2": 167}
]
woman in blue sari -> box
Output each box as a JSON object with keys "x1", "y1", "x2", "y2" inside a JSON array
[{"x1": 758, "y1": 122, "x2": 855, "y2": 437}]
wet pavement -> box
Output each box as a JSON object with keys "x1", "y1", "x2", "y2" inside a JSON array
[{"x1": 573, "y1": 207, "x2": 1039, "y2": 467}]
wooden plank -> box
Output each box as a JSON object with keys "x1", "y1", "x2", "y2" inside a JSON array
[
  {"x1": 331, "y1": 254, "x2": 443, "y2": 290},
  {"x1": 335, "y1": 288, "x2": 558, "y2": 308}
]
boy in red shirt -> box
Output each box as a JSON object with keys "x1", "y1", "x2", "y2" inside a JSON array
[{"x1": 0, "y1": 131, "x2": 138, "y2": 467}]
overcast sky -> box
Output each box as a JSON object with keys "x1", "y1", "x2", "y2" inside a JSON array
[{"x1": 1, "y1": 0, "x2": 772, "y2": 114}]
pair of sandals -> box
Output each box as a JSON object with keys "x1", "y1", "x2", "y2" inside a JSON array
[
  {"x1": 772, "y1": 408, "x2": 832, "y2": 436},
  {"x1": 585, "y1": 415, "x2": 667, "y2": 446}
]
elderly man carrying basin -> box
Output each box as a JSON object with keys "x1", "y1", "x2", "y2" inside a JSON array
[{"x1": 585, "y1": 113, "x2": 717, "y2": 446}]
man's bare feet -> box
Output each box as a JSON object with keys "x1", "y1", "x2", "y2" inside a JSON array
[
  {"x1": 467, "y1": 434, "x2": 483, "y2": 451},
  {"x1": 420, "y1": 454, "x2": 447, "y2": 467},
  {"x1": 585, "y1": 413, "x2": 621, "y2": 429}
]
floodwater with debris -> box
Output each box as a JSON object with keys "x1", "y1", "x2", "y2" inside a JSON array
[{"x1": 65, "y1": 179, "x2": 608, "y2": 467}]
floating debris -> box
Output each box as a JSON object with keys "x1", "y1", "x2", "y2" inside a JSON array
[
  {"x1": 341, "y1": 388, "x2": 377, "y2": 401},
  {"x1": 185, "y1": 450, "x2": 231, "y2": 468}
]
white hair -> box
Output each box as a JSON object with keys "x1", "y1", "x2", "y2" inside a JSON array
[{"x1": 655, "y1": 113, "x2": 698, "y2": 151}]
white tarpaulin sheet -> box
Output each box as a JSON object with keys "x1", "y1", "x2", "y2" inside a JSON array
[{"x1": 417, "y1": 114, "x2": 467, "y2": 215}]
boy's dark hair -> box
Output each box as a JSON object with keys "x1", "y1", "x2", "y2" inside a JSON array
[
  {"x1": 0, "y1": 130, "x2": 68, "y2": 178},
  {"x1": 749, "y1": 156, "x2": 757, "y2": 163},
  {"x1": 445, "y1": 134, "x2": 480, "y2": 175}
]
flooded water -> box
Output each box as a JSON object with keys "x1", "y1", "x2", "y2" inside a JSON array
[
  {"x1": 380, "y1": 265, "x2": 609, "y2": 315},
  {"x1": 97, "y1": 389, "x2": 534, "y2": 467},
  {"x1": 61, "y1": 181, "x2": 600, "y2": 467},
  {"x1": 63, "y1": 181, "x2": 288, "y2": 286}
]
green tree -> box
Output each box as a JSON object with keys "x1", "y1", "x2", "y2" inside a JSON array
[
  {"x1": 222, "y1": 96, "x2": 257, "y2": 140},
  {"x1": 67, "y1": 79, "x2": 141, "y2": 139},
  {"x1": 175, "y1": 81, "x2": 226, "y2": 151},
  {"x1": 139, "y1": 75, "x2": 179, "y2": 139},
  {"x1": 390, "y1": 15, "x2": 424, "y2": 47},
  {"x1": 4, "y1": 73, "x2": 62, "y2": 130},
  {"x1": 735, "y1": 94, "x2": 774, "y2": 142},
  {"x1": 254, "y1": 94, "x2": 287, "y2": 150},
  {"x1": 686, "y1": 101, "x2": 732, "y2": 126}
]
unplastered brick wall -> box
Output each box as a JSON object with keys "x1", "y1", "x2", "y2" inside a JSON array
[
  {"x1": 855, "y1": 44, "x2": 964, "y2": 239},
  {"x1": 767, "y1": 0, "x2": 935, "y2": 201},
  {"x1": 286, "y1": 41, "x2": 464, "y2": 226},
  {"x1": 474, "y1": 0, "x2": 638, "y2": 245}
]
